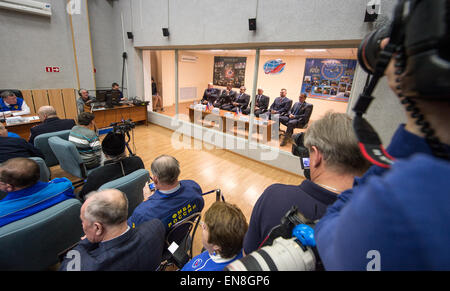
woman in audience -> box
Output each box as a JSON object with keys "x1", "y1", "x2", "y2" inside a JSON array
[
  {"x1": 181, "y1": 201, "x2": 248, "y2": 271},
  {"x1": 69, "y1": 112, "x2": 101, "y2": 169}
]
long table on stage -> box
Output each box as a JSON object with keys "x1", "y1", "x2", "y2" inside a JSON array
[
  {"x1": 188, "y1": 107, "x2": 275, "y2": 142},
  {"x1": 87, "y1": 104, "x2": 148, "y2": 128}
]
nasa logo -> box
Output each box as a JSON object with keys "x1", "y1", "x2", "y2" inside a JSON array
[{"x1": 263, "y1": 59, "x2": 286, "y2": 75}]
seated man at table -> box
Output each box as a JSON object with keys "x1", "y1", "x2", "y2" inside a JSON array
[
  {"x1": 214, "y1": 85, "x2": 237, "y2": 110},
  {"x1": 201, "y1": 83, "x2": 220, "y2": 105},
  {"x1": 279, "y1": 93, "x2": 313, "y2": 146},
  {"x1": 0, "y1": 91, "x2": 31, "y2": 116},
  {"x1": 69, "y1": 112, "x2": 102, "y2": 170},
  {"x1": 128, "y1": 155, "x2": 204, "y2": 231},
  {"x1": 112, "y1": 82, "x2": 126, "y2": 101},
  {"x1": 76, "y1": 89, "x2": 96, "y2": 114},
  {"x1": 230, "y1": 86, "x2": 250, "y2": 113},
  {"x1": 28, "y1": 106, "x2": 76, "y2": 145},
  {"x1": 0, "y1": 124, "x2": 44, "y2": 164},
  {"x1": 242, "y1": 88, "x2": 270, "y2": 117},
  {"x1": 0, "y1": 158, "x2": 75, "y2": 227},
  {"x1": 78, "y1": 132, "x2": 145, "y2": 201},
  {"x1": 262, "y1": 88, "x2": 292, "y2": 120}
]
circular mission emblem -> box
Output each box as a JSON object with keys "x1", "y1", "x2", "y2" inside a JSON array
[{"x1": 321, "y1": 60, "x2": 344, "y2": 80}]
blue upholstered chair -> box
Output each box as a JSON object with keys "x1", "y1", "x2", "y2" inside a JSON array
[
  {"x1": 48, "y1": 136, "x2": 99, "y2": 187},
  {"x1": 0, "y1": 199, "x2": 83, "y2": 271},
  {"x1": 99, "y1": 169, "x2": 150, "y2": 218},
  {"x1": 28, "y1": 157, "x2": 51, "y2": 182},
  {"x1": 34, "y1": 130, "x2": 71, "y2": 167}
]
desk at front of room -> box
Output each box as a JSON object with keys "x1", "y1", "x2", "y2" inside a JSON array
[{"x1": 2, "y1": 114, "x2": 41, "y2": 140}]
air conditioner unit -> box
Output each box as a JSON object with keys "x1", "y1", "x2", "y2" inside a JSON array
[
  {"x1": 0, "y1": 0, "x2": 52, "y2": 17},
  {"x1": 180, "y1": 55, "x2": 198, "y2": 63}
]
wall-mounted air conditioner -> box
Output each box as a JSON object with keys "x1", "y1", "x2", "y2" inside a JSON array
[
  {"x1": 0, "y1": 0, "x2": 52, "y2": 17},
  {"x1": 180, "y1": 55, "x2": 198, "y2": 63}
]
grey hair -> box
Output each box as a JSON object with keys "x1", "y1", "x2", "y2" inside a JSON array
[
  {"x1": 38, "y1": 106, "x2": 57, "y2": 117},
  {"x1": 151, "y1": 155, "x2": 180, "y2": 185},
  {"x1": 1, "y1": 91, "x2": 14, "y2": 99},
  {"x1": 84, "y1": 190, "x2": 128, "y2": 226},
  {"x1": 303, "y1": 112, "x2": 370, "y2": 174}
]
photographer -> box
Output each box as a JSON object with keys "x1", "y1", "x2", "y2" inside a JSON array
[
  {"x1": 315, "y1": 0, "x2": 450, "y2": 270},
  {"x1": 77, "y1": 132, "x2": 144, "y2": 201},
  {"x1": 243, "y1": 112, "x2": 370, "y2": 254}
]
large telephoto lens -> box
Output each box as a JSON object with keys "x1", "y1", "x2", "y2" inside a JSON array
[{"x1": 224, "y1": 237, "x2": 316, "y2": 271}]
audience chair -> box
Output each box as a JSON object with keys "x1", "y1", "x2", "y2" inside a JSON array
[
  {"x1": 158, "y1": 189, "x2": 224, "y2": 271},
  {"x1": 34, "y1": 130, "x2": 71, "y2": 167},
  {"x1": 29, "y1": 157, "x2": 51, "y2": 182},
  {"x1": 158, "y1": 212, "x2": 202, "y2": 271},
  {"x1": 48, "y1": 136, "x2": 99, "y2": 187},
  {"x1": 0, "y1": 199, "x2": 83, "y2": 271},
  {"x1": 99, "y1": 169, "x2": 150, "y2": 218}
]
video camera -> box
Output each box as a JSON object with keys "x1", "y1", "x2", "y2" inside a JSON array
[
  {"x1": 291, "y1": 132, "x2": 311, "y2": 180},
  {"x1": 110, "y1": 119, "x2": 136, "y2": 156},
  {"x1": 224, "y1": 206, "x2": 321, "y2": 271},
  {"x1": 110, "y1": 119, "x2": 135, "y2": 134},
  {"x1": 354, "y1": 0, "x2": 450, "y2": 166}
]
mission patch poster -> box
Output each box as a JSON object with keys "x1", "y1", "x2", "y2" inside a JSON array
[
  {"x1": 213, "y1": 56, "x2": 247, "y2": 89},
  {"x1": 301, "y1": 58, "x2": 357, "y2": 102}
]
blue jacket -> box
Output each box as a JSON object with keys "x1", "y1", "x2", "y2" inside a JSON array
[
  {"x1": 315, "y1": 125, "x2": 450, "y2": 270},
  {"x1": 0, "y1": 97, "x2": 24, "y2": 112},
  {"x1": 0, "y1": 178, "x2": 75, "y2": 227},
  {"x1": 128, "y1": 180, "x2": 204, "y2": 230}
]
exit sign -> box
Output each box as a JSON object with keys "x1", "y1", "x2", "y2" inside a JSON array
[{"x1": 46, "y1": 67, "x2": 61, "y2": 73}]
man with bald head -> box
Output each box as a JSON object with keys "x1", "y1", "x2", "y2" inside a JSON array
[
  {"x1": 28, "y1": 106, "x2": 75, "y2": 144},
  {"x1": 0, "y1": 157, "x2": 74, "y2": 227},
  {"x1": 59, "y1": 189, "x2": 165, "y2": 271}
]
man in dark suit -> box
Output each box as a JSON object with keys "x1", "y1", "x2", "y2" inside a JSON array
[
  {"x1": 265, "y1": 88, "x2": 292, "y2": 120},
  {"x1": 231, "y1": 86, "x2": 250, "y2": 113},
  {"x1": 280, "y1": 93, "x2": 313, "y2": 146},
  {"x1": 28, "y1": 106, "x2": 76, "y2": 145},
  {"x1": 243, "y1": 88, "x2": 270, "y2": 116},
  {"x1": 0, "y1": 124, "x2": 44, "y2": 163},
  {"x1": 214, "y1": 84, "x2": 237, "y2": 110},
  {"x1": 59, "y1": 189, "x2": 165, "y2": 271},
  {"x1": 201, "y1": 83, "x2": 220, "y2": 105}
]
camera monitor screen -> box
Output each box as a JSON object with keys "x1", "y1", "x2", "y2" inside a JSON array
[
  {"x1": 301, "y1": 157, "x2": 310, "y2": 169},
  {"x1": 96, "y1": 90, "x2": 108, "y2": 102},
  {"x1": 111, "y1": 91, "x2": 121, "y2": 104}
]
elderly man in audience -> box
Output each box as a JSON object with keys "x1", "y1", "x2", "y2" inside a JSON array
[
  {"x1": 243, "y1": 112, "x2": 370, "y2": 254},
  {"x1": 128, "y1": 155, "x2": 204, "y2": 231},
  {"x1": 78, "y1": 132, "x2": 145, "y2": 201},
  {"x1": 59, "y1": 189, "x2": 166, "y2": 271},
  {"x1": 28, "y1": 106, "x2": 76, "y2": 145},
  {"x1": 0, "y1": 91, "x2": 31, "y2": 116},
  {"x1": 181, "y1": 201, "x2": 248, "y2": 271},
  {"x1": 0, "y1": 124, "x2": 44, "y2": 164},
  {"x1": 0, "y1": 158, "x2": 74, "y2": 227}
]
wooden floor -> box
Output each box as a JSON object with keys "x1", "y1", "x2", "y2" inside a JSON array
[{"x1": 51, "y1": 123, "x2": 304, "y2": 262}]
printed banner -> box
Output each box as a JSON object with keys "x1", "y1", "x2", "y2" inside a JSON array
[
  {"x1": 213, "y1": 56, "x2": 247, "y2": 88},
  {"x1": 301, "y1": 58, "x2": 357, "y2": 102}
]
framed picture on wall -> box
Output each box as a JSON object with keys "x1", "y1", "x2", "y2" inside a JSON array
[
  {"x1": 213, "y1": 56, "x2": 247, "y2": 88},
  {"x1": 300, "y1": 58, "x2": 357, "y2": 102}
]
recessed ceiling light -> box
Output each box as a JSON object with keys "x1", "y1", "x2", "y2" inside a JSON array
[
  {"x1": 210, "y1": 50, "x2": 225, "y2": 52},
  {"x1": 265, "y1": 49, "x2": 285, "y2": 52}
]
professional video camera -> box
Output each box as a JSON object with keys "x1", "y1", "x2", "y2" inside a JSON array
[
  {"x1": 224, "y1": 206, "x2": 322, "y2": 271},
  {"x1": 110, "y1": 119, "x2": 136, "y2": 156},
  {"x1": 354, "y1": 0, "x2": 450, "y2": 166},
  {"x1": 291, "y1": 132, "x2": 311, "y2": 180}
]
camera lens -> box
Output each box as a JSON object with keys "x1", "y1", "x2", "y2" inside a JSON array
[{"x1": 357, "y1": 25, "x2": 391, "y2": 74}]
